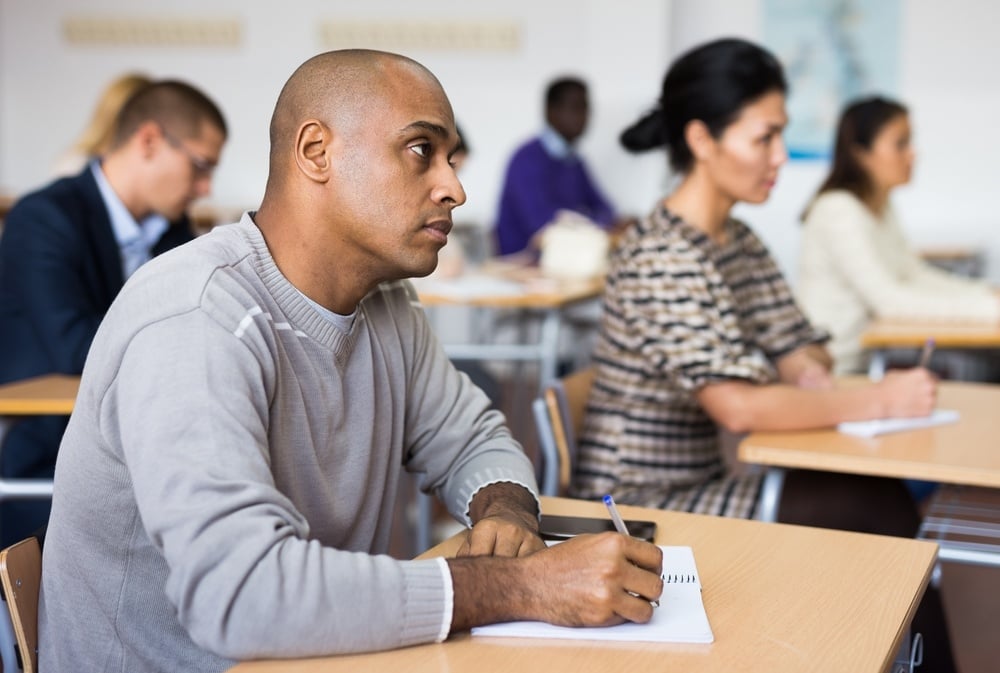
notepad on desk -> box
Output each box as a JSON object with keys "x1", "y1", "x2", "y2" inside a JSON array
[
  {"x1": 471, "y1": 545, "x2": 713, "y2": 644},
  {"x1": 837, "y1": 409, "x2": 959, "y2": 438}
]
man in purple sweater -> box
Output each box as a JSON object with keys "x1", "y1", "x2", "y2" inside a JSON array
[{"x1": 495, "y1": 77, "x2": 619, "y2": 255}]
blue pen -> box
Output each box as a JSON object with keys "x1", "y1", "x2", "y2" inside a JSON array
[{"x1": 604, "y1": 494, "x2": 659, "y2": 608}]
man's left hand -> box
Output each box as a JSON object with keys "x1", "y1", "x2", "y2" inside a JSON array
[{"x1": 457, "y1": 482, "x2": 544, "y2": 558}]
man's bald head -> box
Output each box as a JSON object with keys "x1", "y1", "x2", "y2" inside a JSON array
[{"x1": 266, "y1": 50, "x2": 445, "y2": 181}]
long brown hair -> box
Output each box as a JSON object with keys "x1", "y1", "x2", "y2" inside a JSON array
[{"x1": 802, "y1": 96, "x2": 908, "y2": 219}]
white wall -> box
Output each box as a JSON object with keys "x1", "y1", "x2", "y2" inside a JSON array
[
  {"x1": 0, "y1": 0, "x2": 669, "y2": 232},
  {"x1": 5, "y1": 1, "x2": 997, "y2": 282},
  {"x1": 671, "y1": 0, "x2": 1000, "y2": 283}
]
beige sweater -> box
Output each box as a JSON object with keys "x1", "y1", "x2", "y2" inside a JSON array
[{"x1": 797, "y1": 190, "x2": 998, "y2": 373}]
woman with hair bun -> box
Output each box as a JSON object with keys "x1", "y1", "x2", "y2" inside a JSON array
[{"x1": 572, "y1": 39, "x2": 954, "y2": 671}]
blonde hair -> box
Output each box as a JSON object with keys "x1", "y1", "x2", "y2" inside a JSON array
[{"x1": 71, "y1": 73, "x2": 152, "y2": 157}]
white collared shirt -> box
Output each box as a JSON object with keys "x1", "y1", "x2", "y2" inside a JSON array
[
  {"x1": 90, "y1": 160, "x2": 169, "y2": 279},
  {"x1": 539, "y1": 124, "x2": 575, "y2": 160}
]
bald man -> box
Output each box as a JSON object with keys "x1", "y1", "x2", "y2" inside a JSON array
[{"x1": 38, "y1": 51, "x2": 662, "y2": 671}]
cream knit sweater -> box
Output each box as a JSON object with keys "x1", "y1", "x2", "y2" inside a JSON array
[{"x1": 797, "y1": 190, "x2": 998, "y2": 373}]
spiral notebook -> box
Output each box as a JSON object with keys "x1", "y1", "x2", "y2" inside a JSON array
[{"x1": 471, "y1": 545, "x2": 713, "y2": 643}]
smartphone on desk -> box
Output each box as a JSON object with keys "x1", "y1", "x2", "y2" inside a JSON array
[{"x1": 540, "y1": 514, "x2": 657, "y2": 542}]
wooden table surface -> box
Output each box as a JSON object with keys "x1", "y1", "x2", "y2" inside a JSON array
[
  {"x1": 861, "y1": 319, "x2": 1000, "y2": 349},
  {"x1": 0, "y1": 374, "x2": 80, "y2": 415},
  {"x1": 740, "y1": 380, "x2": 1000, "y2": 488},
  {"x1": 230, "y1": 496, "x2": 936, "y2": 673},
  {"x1": 413, "y1": 257, "x2": 603, "y2": 309}
]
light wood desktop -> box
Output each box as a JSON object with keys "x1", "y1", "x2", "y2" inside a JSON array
[
  {"x1": 861, "y1": 319, "x2": 1000, "y2": 379},
  {"x1": 741, "y1": 380, "x2": 1000, "y2": 490},
  {"x1": 0, "y1": 374, "x2": 80, "y2": 416},
  {"x1": 740, "y1": 379, "x2": 1000, "y2": 568},
  {"x1": 230, "y1": 496, "x2": 936, "y2": 673}
]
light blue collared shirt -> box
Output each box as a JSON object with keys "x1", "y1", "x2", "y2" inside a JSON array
[
  {"x1": 90, "y1": 160, "x2": 169, "y2": 279},
  {"x1": 538, "y1": 124, "x2": 575, "y2": 160}
]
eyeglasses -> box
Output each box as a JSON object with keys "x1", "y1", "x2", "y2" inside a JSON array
[{"x1": 161, "y1": 128, "x2": 216, "y2": 178}]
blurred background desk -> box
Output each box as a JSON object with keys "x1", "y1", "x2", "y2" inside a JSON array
[
  {"x1": 919, "y1": 245, "x2": 986, "y2": 279},
  {"x1": 861, "y1": 319, "x2": 1000, "y2": 380},
  {"x1": 229, "y1": 495, "x2": 935, "y2": 673},
  {"x1": 414, "y1": 261, "x2": 603, "y2": 392},
  {"x1": 0, "y1": 374, "x2": 79, "y2": 502}
]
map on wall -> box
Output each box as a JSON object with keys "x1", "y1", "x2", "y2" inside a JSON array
[{"x1": 763, "y1": 0, "x2": 901, "y2": 159}]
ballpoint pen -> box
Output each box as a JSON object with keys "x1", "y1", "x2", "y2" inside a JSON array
[
  {"x1": 918, "y1": 337, "x2": 936, "y2": 369},
  {"x1": 603, "y1": 494, "x2": 630, "y2": 536},
  {"x1": 604, "y1": 494, "x2": 659, "y2": 608}
]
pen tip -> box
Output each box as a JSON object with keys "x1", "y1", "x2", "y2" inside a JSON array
[{"x1": 603, "y1": 494, "x2": 613, "y2": 505}]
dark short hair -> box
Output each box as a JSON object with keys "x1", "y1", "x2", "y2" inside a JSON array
[
  {"x1": 112, "y1": 80, "x2": 227, "y2": 147},
  {"x1": 545, "y1": 77, "x2": 587, "y2": 109},
  {"x1": 807, "y1": 96, "x2": 908, "y2": 211},
  {"x1": 620, "y1": 38, "x2": 787, "y2": 173}
]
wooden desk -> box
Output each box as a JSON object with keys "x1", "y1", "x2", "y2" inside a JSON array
[
  {"x1": 740, "y1": 380, "x2": 1000, "y2": 566},
  {"x1": 230, "y1": 496, "x2": 936, "y2": 673},
  {"x1": 918, "y1": 245, "x2": 985, "y2": 278},
  {"x1": 413, "y1": 262, "x2": 603, "y2": 390},
  {"x1": 0, "y1": 374, "x2": 80, "y2": 415},
  {"x1": 861, "y1": 319, "x2": 1000, "y2": 379},
  {"x1": 0, "y1": 374, "x2": 80, "y2": 501}
]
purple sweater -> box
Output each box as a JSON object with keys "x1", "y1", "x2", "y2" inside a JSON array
[{"x1": 495, "y1": 137, "x2": 615, "y2": 255}]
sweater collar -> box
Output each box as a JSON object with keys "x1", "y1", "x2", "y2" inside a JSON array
[{"x1": 237, "y1": 212, "x2": 365, "y2": 354}]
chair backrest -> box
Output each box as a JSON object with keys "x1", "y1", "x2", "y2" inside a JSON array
[
  {"x1": 0, "y1": 537, "x2": 41, "y2": 673},
  {"x1": 534, "y1": 367, "x2": 595, "y2": 496}
]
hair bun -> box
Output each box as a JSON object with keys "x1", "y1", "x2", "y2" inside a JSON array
[{"x1": 620, "y1": 108, "x2": 666, "y2": 153}]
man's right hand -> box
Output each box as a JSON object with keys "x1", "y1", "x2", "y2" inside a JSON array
[
  {"x1": 447, "y1": 532, "x2": 663, "y2": 631},
  {"x1": 520, "y1": 533, "x2": 664, "y2": 626}
]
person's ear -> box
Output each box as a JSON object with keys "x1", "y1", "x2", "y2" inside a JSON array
[
  {"x1": 851, "y1": 143, "x2": 873, "y2": 173},
  {"x1": 685, "y1": 120, "x2": 715, "y2": 162},
  {"x1": 294, "y1": 120, "x2": 331, "y2": 184},
  {"x1": 133, "y1": 120, "x2": 162, "y2": 160}
]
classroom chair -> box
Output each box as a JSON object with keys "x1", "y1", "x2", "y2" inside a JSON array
[
  {"x1": 532, "y1": 367, "x2": 595, "y2": 496},
  {"x1": 0, "y1": 536, "x2": 40, "y2": 673}
]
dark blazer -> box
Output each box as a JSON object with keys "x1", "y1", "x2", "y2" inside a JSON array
[{"x1": 0, "y1": 167, "x2": 192, "y2": 543}]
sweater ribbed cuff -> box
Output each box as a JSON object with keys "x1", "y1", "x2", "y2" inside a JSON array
[{"x1": 398, "y1": 559, "x2": 451, "y2": 648}]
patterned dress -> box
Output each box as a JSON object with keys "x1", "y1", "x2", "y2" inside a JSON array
[{"x1": 570, "y1": 205, "x2": 827, "y2": 518}]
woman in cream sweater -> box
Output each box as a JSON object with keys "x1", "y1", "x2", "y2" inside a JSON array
[{"x1": 798, "y1": 96, "x2": 1000, "y2": 374}]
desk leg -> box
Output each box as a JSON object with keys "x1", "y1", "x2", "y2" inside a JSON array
[
  {"x1": 756, "y1": 468, "x2": 785, "y2": 523},
  {"x1": 891, "y1": 630, "x2": 923, "y2": 673},
  {"x1": 868, "y1": 350, "x2": 887, "y2": 381},
  {"x1": 537, "y1": 309, "x2": 561, "y2": 390}
]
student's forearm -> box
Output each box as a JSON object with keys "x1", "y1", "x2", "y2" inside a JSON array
[
  {"x1": 697, "y1": 381, "x2": 885, "y2": 433},
  {"x1": 448, "y1": 555, "x2": 539, "y2": 630}
]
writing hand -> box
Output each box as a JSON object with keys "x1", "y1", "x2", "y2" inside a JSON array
[
  {"x1": 877, "y1": 368, "x2": 937, "y2": 418},
  {"x1": 520, "y1": 533, "x2": 663, "y2": 627}
]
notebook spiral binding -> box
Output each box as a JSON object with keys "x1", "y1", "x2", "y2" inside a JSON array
[{"x1": 662, "y1": 573, "x2": 697, "y2": 584}]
